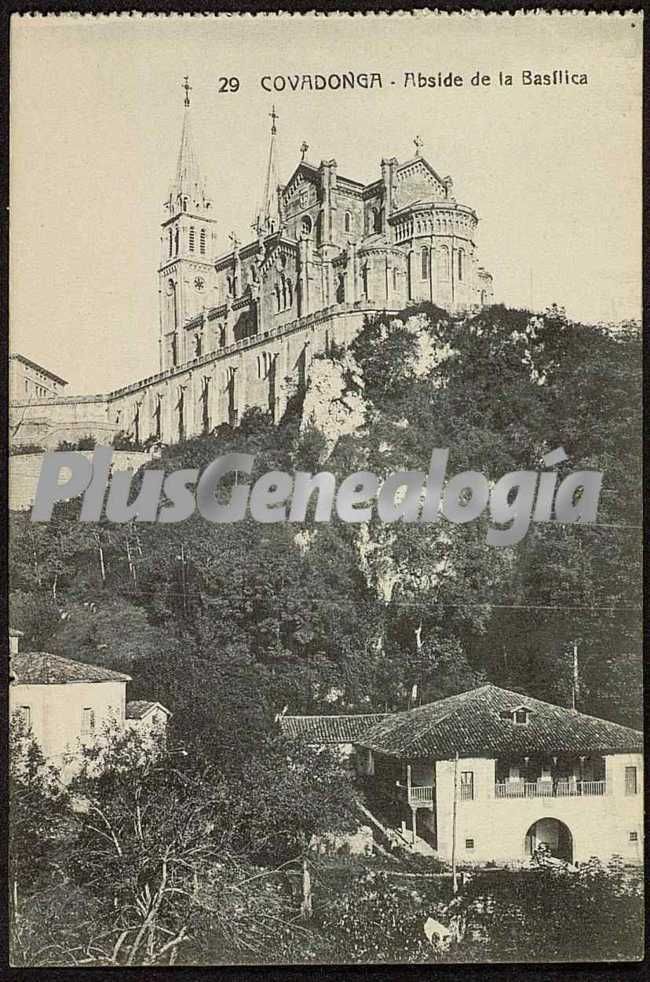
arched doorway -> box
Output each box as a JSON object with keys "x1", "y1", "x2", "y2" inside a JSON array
[{"x1": 525, "y1": 818, "x2": 573, "y2": 863}]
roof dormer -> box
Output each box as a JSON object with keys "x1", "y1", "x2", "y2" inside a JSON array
[{"x1": 500, "y1": 705, "x2": 532, "y2": 725}]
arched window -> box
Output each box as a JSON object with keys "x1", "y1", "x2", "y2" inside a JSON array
[
  {"x1": 189, "y1": 227, "x2": 195, "y2": 252},
  {"x1": 274, "y1": 284, "x2": 281, "y2": 313},
  {"x1": 440, "y1": 245, "x2": 450, "y2": 278},
  {"x1": 200, "y1": 228, "x2": 206, "y2": 255},
  {"x1": 344, "y1": 211, "x2": 352, "y2": 233},
  {"x1": 301, "y1": 215, "x2": 313, "y2": 237},
  {"x1": 373, "y1": 208, "x2": 382, "y2": 233},
  {"x1": 336, "y1": 273, "x2": 346, "y2": 304},
  {"x1": 257, "y1": 355, "x2": 261, "y2": 379},
  {"x1": 458, "y1": 248, "x2": 464, "y2": 282},
  {"x1": 174, "y1": 227, "x2": 179, "y2": 255},
  {"x1": 362, "y1": 264, "x2": 369, "y2": 299},
  {"x1": 421, "y1": 246, "x2": 429, "y2": 280},
  {"x1": 218, "y1": 324, "x2": 226, "y2": 347},
  {"x1": 194, "y1": 333, "x2": 202, "y2": 358},
  {"x1": 393, "y1": 267, "x2": 398, "y2": 292},
  {"x1": 287, "y1": 278, "x2": 293, "y2": 307}
]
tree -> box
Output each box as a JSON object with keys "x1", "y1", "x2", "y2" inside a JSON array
[{"x1": 9, "y1": 715, "x2": 71, "y2": 962}]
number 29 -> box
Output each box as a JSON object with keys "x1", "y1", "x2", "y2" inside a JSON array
[{"x1": 218, "y1": 77, "x2": 240, "y2": 93}]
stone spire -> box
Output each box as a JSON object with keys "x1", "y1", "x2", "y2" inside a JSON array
[
  {"x1": 167, "y1": 77, "x2": 212, "y2": 218},
  {"x1": 253, "y1": 105, "x2": 282, "y2": 237}
]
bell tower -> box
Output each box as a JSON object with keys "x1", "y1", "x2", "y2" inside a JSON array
[{"x1": 158, "y1": 78, "x2": 218, "y2": 371}]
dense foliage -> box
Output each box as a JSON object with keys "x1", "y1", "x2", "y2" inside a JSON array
[
  {"x1": 10, "y1": 305, "x2": 641, "y2": 749},
  {"x1": 9, "y1": 304, "x2": 642, "y2": 964}
]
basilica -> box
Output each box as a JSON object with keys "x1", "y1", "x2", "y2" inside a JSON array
[{"x1": 10, "y1": 83, "x2": 494, "y2": 449}]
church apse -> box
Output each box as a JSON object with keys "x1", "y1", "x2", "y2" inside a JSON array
[{"x1": 10, "y1": 85, "x2": 494, "y2": 452}]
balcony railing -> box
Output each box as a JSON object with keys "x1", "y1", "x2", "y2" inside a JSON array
[
  {"x1": 494, "y1": 780, "x2": 606, "y2": 799},
  {"x1": 406, "y1": 785, "x2": 435, "y2": 805}
]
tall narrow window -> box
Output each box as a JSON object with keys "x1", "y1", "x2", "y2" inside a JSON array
[
  {"x1": 174, "y1": 227, "x2": 179, "y2": 255},
  {"x1": 344, "y1": 211, "x2": 352, "y2": 233},
  {"x1": 200, "y1": 228, "x2": 206, "y2": 255},
  {"x1": 441, "y1": 245, "x2": 450, "y2": 278},
  {"x1": 168, "y1": 228, "x2": 173, "y2": 257},
  {"x1": 460, "y1": 771, "x2": 474, "y2": 801},
  {"x1": 421, "y1": 246, "x2": 429, "y2": 280},
  {"x1": 336, "y1": 273, "x2": 345, "y2": 304},
  {"x1": 625, "y1": 766, "x2": 638, "y2": 795},
  {"x1": 81, "y1": 708, "x2": 96, "y2": 737},
  {"x1": 458, "y1": 248, "x2": 464, "y2": 281},
  {"x1": 189, "y1": 226, "x2": 195, "y2": 252}
]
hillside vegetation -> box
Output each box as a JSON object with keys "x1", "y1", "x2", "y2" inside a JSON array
[{"x1": 10, "y1": 303, "x2": 642, "y2": 769}]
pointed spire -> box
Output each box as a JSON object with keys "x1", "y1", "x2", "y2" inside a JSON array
[
  {"x1": 253, "y1": 106, "x2": 282, "y2": 237},
  {"x1": 167, "y1": 77, "x2": 211, "y2": 217}
]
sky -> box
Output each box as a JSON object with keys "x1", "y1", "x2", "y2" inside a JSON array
[{"x1": 10, "y1": 12, "x2": 642, "y2": 394}]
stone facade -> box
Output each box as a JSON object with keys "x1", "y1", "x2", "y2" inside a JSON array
[
  {"x1": 10, "y1": 96, "x2": 494, "y2": 450},
  {"x1": 9, "y1": 354, "x2": 67, "y2": 403}
]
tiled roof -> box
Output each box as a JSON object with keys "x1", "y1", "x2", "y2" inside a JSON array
[
  {"x1": 126, "y1": 700, "x2": 171, "y2": 720},
  {"x1": 358, "y1": 684, "x2": 642, "y2": 759},
  {"x1": 11, "y1": 652, "x2": 131, "y2": 685},
  {"x1": 279, "y1": 713, "x2": 389, "y2": 744}
]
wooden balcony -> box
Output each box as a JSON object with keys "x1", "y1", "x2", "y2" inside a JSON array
[{"x1": 494, "y1": 780, "x2": 606, "y2": 799}]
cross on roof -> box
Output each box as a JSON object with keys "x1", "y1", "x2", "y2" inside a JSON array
[
  {"x1": 182, "y1": 76, "x2": 192, "y2": 107},
  {"x1": 269, "y1": 105, "x2": 278, "y2": 135},
  {"x1": 413, "y1": 135, "x2": 423, "y2": 155},
  {"x1": 228, "y1": 230, "x2": 240, "y2": 250},
  {"x1": 300, "y1": 141, "x2": 309, "y2": 161}
]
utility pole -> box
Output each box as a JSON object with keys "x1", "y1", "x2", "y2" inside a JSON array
[
  {"x1": 572, "y1": 641, "x2": 579, "y2": 711},
  {"x1": 94, "y1": 531, "x2": 106, "y2": 585},
  {"x1": 126, "y1": 536, "x2": 137, "y2": 587},
  {"x1": 451, "y1": 751, "x2": 459, "y2": 894},
  {"x1": 180, "y1": 543, "x2": 188, "y2": 615}
]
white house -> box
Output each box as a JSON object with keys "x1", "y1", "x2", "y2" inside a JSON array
[
  {"x1": 354, "y1": 684, "x2": 643, "y2": 868},
  {"x1": 9, "y1": 630, "x2": 170, "y2": 780}
]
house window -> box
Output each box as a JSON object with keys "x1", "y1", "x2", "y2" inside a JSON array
[
  {"x1": 301, "y1": 215, "x2": 313, "y2": 237},
  {"x1": 81, "y1": 708, "x2": 96, "y2": 737},
  {"x1": 465, "y1": 838, "x2": 475, "y2": 849},
  {"x1": 514, "y1": 709, "x2": 530, "y2": 724},
  {"x1": 189, "y1": 227, "x2": 195, "y2": 252},
  {"x1": 200, "y1": 228, "x2": 206, "y2": 255},
  {"x1": 460, "y1": 771, "x2": 474, "y2": 800},
  {"x1": 629, "y1": 831, "x2": 638, "y2": 842},
  {"x1": 625, "y1": 766, "x2": 638, "y2": 795}
]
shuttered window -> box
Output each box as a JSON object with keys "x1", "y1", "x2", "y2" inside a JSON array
[{"x1": 625, "y1": 766, "x2": 638, "y2": 795}]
